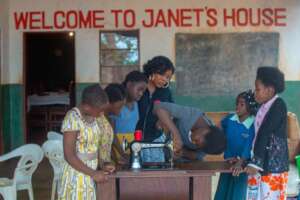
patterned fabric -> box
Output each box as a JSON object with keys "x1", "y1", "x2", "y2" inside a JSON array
[
  {"x1": 249, "y1": 97, "x2": 289, "y2": 173},
  {"x1": 58, "y1": 108, "x2": 113, "y2": 200},
  {"x1": 247, "y1": 172, "x2": 288, "y2": 200},
  {"x1": 265, "y1": 134, "x2": 289, "y2": 172}
]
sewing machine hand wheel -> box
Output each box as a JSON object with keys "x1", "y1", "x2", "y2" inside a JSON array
[{"x1": 122, "y1": 138, "x2": 129, "y2": 152}]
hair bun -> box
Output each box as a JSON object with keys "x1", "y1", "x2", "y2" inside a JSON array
[{"x1": 245, "y1": 90, "x2": 259, "y2": 115}]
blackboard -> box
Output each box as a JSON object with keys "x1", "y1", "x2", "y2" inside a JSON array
[{"x1": 175, "y1": 32, "x2": 279, "y2": 96}]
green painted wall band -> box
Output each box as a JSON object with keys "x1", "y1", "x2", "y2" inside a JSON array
[{"x1": 1, "y1": 81, "x2": 299, "y2": 152}]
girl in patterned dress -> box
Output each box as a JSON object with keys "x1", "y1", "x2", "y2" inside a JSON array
[
  {"x1": 245, "y1": 67, "x2": 289, "y2": 200},
  {"x1": 58, "y1": 84, "x2": 115, "y2": 200}
]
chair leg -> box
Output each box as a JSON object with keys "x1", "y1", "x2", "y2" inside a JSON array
[
  {"x1": 0, "y1": 187, "x2": 17, "y2": 200},
  {"x1": 28, "y1": 185, "x2": 34, "y2": 200},
  {"x1": 51, "y1": 180, "x2": 57, "y2": 200}
]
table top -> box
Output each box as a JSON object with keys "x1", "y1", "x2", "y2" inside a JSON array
[
  {"x1": 28, "y1": 92, "x2": 70, "y2": 107},
  {"x1": 110, "y1": 161, "x2": 232, "y2": 178}
]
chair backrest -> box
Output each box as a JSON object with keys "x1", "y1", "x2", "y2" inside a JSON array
[
  {"x1": 42, "y1": 140, "x2": 65, "y2": 178},
  {"x1": 47, "y1": 131, "x2": 63, "y2": 141},
  {"x1": 0, "y1": 144, "x2": 44, "y2": 187}
]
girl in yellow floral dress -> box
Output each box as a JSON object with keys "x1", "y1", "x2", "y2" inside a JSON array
[{"x1": 58, "y1": 84, "x2": 115, "y2": 200}]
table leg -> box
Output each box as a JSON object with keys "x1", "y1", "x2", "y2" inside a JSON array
[
  {"x1": 193, "y1": 176, "x2": 212, "y2": 200},
  {"x1": 97, "y1": 178, "x2": 116, "y2": 200}
]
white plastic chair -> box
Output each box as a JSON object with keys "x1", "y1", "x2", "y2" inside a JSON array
[
  {"x1": 42, "y1": 140, "x2": 65, "y2": 200},
  {"x1": 47, "y1": 131, "x2": 63, "y2": 141},
  {"x1": 287, "y1": 164, "x2": 300, "y2": 197},
  {"x1": 0, "y1": 144, "x2": 44, "y2": 200}
]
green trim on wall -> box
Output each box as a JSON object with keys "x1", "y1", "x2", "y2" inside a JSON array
[
  {"x1": 174, "y1": 95, "x2": 235, "y2": 112},
  {"x1": 281, "y1": 81, "x2": 300, "y2": 121},
  {"x1": 1, "y1": 84, "x2": 24, "y2": 152},
  {"x1": 0, "y1": 81, "x2": 299, "y2": 152},
  {"x1": 173, "y1": 81, "x2": 300, "y2": 123}
]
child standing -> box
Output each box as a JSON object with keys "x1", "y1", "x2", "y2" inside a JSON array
[
  {"x1": 104, "y1": 83, "x2": 126, "y2": 117},
  {"x1": 245, "y1": 66, "x2": 289, "y2": 200},
  {"x1": 58, "y1": 84, "x2": 115, "y2": 200},
  {"x1": 109, "y1": 71, "x2": 148, "y2": 164},
  {"x1": 136, "y1": 56, "x2": 175, "y2": 162},
  {"x1": 137, "y1": 56, "x2": 175, "y2": 141},
  {"x1": 104, "y1": 83, "x2": 127, "y2": 163},
  {"x1": 214, "y1": 90, "x2": 258, "y2": 200}
]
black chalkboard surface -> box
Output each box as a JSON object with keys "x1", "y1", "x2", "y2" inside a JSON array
[{"x1": 175, "y1": 32, "x2": 279, "y2": 96}]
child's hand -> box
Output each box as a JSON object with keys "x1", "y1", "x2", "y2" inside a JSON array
[
  {"x1": 231, "y1": 159, "x2": 244, "y2": 176},
  {"x1": 103, "y1": 163, "x2": 115, "y2": 174},
  {"x1": 225, "y1": 157, "x2": 239, "y2": 164},
  {"x1": 245, "y1": 166, "x2": 259, "y2": 175},
  {"x1": 173, "y1": 149, "x2": 183, "y2": 160},
  {"x1": 118, "y1": 154, "x2": 130, "y2": 165},
  {"x1": 156, "y1": 120, "x2": 163, "y2": 131},
  {"x1": 173, "y1": 136, "x2": 183, "y2": 153},
  {"x1": 92, "y1": 170, "x2": 108, "y2": 183},
  {"x1": 156, "y1": 120, "x2": 170, "y2": 133}
]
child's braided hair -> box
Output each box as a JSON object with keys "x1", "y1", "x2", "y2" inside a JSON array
[{"x1": 237, "y1": 90, "x2": 259, "y2": 115}]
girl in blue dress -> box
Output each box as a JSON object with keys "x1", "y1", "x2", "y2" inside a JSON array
[
  {"x1": 107, "y1": 71, "x2": 148, "y2": 164},
  {"x1": 214, "y1": 90, "x2": 258, "y2": 200}
]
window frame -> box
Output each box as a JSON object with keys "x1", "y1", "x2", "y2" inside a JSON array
[{"x1": 99, "y1": 30, "x2": 140, "y2": 84}]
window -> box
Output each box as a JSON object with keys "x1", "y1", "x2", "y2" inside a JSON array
[{"x1": 100, "y1": 30, "x2": 139, "y2": 83}]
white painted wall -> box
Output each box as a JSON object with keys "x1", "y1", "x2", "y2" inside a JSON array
[
  {"x1": 2, "y1": 0, "x2": 300, "y2": 84},
  {"x1": 0, "y1": 0, "x2": 9, "y2": 84}
]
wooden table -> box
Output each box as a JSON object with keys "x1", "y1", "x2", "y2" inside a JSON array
[{"x1": 97, "y1": 161, "x2": 231, "y2": 200}]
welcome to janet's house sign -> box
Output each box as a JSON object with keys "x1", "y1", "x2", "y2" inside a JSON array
[{"x1": 13, "y1": 7, "x2": 287, "y2": 30}]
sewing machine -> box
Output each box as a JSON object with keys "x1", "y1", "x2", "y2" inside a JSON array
[{"x1": 123, "y1": 139, "x2": 174, "y2": 169}]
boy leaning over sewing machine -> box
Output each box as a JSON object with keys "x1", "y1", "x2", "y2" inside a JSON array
[{"x1": 153, "y1": 102, "x2": 227, "y2": 160}]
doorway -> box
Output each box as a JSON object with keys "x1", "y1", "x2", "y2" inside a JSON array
[
  {"x1": 24, "y1": 32, "x2": 75, "y2": 144},
  {"x1": 0, "y1": 28, "x2": 2, "y2": 153}
]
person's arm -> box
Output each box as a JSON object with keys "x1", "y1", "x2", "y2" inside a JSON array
[
  {"x1": 231, "y1": 158, "x2": 245, "y2": 176},
  {"x1": 180, "y1": 148, "x2": 198, "y2": 160},
  {"x1": 112, "y1": 137, "x2": 125, "y2": 155},
  {"x1": 153, "y1": 107, "x2": 183, "y2": 153},
  {"x1": 112, "y1": 137, "x2": 129, "y2": 164},
  {"x1": 63, "y1": 132, "x2": 108, "y2": 183},
  {"x1": 98, "y1": 116, "x2": 115, "y2": 172},
  {"x1": 220, "y1": 115, "x2": 229, "y2": 133},
  {"x1": 107, "y1": 115, "x2": 128, "y2": 164},
  {"x1": 153, "y1": 102, "x2": 203, "y2": 152},
  {"x1": 153, "y1": 102, "x2": 200, "y2": 122}
]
